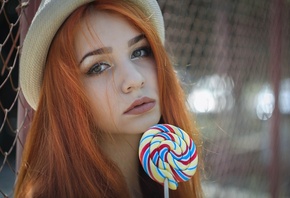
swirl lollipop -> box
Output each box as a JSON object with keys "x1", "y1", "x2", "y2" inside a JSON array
[{"x1": 139, "y1": 124, "x2": 198, "y2": 197}]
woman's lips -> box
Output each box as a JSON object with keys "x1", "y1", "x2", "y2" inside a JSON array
[{"x1": 124, "y1": 97, "x2": 156, "y2": 115}]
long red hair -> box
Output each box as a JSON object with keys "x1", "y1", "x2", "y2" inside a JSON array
[{"x1": 15, "y1": 0, "x2": 203, "y2": 197}]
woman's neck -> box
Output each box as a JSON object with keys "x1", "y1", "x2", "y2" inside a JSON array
[{"x1": 101, "y1": 133, "x2": 143, "y2": 197}]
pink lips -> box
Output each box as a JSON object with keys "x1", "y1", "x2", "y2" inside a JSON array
[{"x1": 124, "y1": 97, "x2": 156, "y2": 115}]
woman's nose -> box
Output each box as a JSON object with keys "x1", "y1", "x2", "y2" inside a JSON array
[{"x1": 120, "y1": 61, "x2": 145, "y2": 94}]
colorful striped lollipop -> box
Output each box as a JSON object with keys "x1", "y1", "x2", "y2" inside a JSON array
[{"x1": 139, "y1": 124, "x2": 198, "y2": 191}]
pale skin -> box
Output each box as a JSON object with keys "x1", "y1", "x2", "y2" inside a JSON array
[{"x1": 74, "y1": 10, "x2": 161, "y2": 197}]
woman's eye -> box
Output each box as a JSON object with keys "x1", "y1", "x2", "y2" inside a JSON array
[
  {"x1": 131, "y1": 47, "x2": 152, "y2": 60},
  {"x1": 87, "y1": 62, "x2": 111, "y2": 75}
]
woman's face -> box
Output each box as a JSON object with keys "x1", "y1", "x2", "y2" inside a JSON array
[{"x1": 74, "y1": 10, "x2": 161, "y2": 134}]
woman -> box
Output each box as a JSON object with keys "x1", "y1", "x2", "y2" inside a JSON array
[{"x1": 15, "y1": 0, "x2": 203, "y2": 197}]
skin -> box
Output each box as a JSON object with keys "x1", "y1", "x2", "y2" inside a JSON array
[
  {"x1": 74, "y1": 10, "x2": 161, "y2": 197},
  {"x1": 74, "y1": 10, "x2": 161, "y2": 135}
]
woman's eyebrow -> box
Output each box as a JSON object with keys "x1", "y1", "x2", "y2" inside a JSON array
[
  {"x1": 128, "y1": 34, "x2": 145, "y2": 47},
  {"x1": 80, "y1": 47, "x2": 112, "y2": 64},
  {"x1": 79, "y1": 34, "x2": 145, "y2": 64}
]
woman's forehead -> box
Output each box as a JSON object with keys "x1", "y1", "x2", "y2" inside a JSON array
[{"x1": 74, "y1": 10, "x2": 143, "y2": 61}]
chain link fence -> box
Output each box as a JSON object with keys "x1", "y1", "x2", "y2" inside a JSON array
[
  {"x1": 1, "y1": 0, "x2": 21, "y2": 197},
  {"x1": 1, "y1": 0, "x2": 290, "y2": 197}
]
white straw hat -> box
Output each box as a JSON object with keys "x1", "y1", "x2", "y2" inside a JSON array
[{"x1": 20, "y1": 0, "x2": 165, "y2": 110}]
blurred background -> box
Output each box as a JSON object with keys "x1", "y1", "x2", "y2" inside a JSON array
[{"x1": 0, "y1": 0, "x2": 289, "y2": 197}]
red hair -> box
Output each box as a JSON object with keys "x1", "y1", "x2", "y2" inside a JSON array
[{"x1": 15, "y1": 1, "x2": 203, "y2": 197}]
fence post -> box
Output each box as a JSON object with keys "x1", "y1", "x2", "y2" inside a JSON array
[{"x1": 269, "y1": 0, "x2": 283, "y2": 197}]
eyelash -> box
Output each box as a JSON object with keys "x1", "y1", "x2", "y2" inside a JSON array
[
  {"x1": 86, "y1": 62, "x2": 111, "y2": 75},
  {"x1": 86, "y1": 46, "x2": 152, "y2": 75},
  {"x1": 131, "y1": 46, "x2": 152, "y2": 60}
]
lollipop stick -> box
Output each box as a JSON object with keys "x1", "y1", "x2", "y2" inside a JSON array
[{"x1": 164, "y1": 178, "x2": 169, "y2": 198}]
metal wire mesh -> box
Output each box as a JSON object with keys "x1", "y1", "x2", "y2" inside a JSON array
[
  {"x1": 0, "y1": 0, "x2": 21, "y2": 197},
  {"x1": 158, "y1": 0, "x2": 290, "y2": 197},
  {"x1": 0, "y1": 0, "x2": 289, "y2": 197}
]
